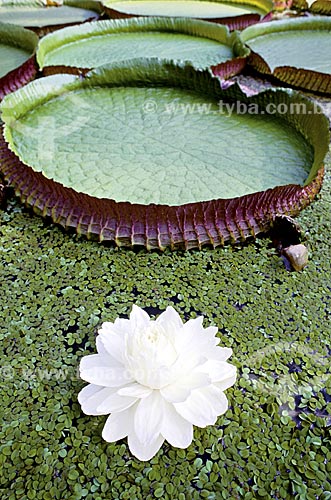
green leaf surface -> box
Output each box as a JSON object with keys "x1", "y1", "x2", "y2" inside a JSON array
[
  {"x1": 0, "y1": 43, "x2": 30, "y2": 79},
  {"x1": 0, "y1": 22, "x2": 38, "y2": 96},
  {"x1": 5, "y1": 85, "x2": 314, "y2": 204},
  {"x1": 0, "y1": 22, "x2": 38, "y2": 78},
  {"x1": 241, "y1": 21, "x2": 331, "y2": 73},
  {"x1": 37, "y1": 17, "x2": 239, "y2": 71},
  {"x1": 240, "y1": 17, "x2": 331, "y2": 93},
  {"x1": 0, "y1": 1, "x2": 100, "y2": 28},
  {"x1": 102, "y1": 0, "x2": 272, "y2": 17},
  {"x1": 1, "y1": 65, "x2": 315, "y2": 205}
]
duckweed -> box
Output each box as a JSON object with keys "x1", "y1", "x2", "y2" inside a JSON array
[{"x1": 0, "y1": 155, "x2": 330, "y2": 498}]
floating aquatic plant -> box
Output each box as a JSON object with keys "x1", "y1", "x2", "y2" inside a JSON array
[
  {"x1": 36, "y1": 16, "x2": 248, "y2": 75},
  {"x1": 101, "y1": 0, "x2": 274, "y2": 30},
  {"x1": 238, "y1": 16, "x2": 331, "y2": 94},
  {"x1": 0, "y1": 22, "x2": 38, "y2": 100},
  {"x1": 0, "y1": 0, "x2": 102, "y2": 35},
  {"x1": 0, "y1": 58, "x2": 329, "y2": 249},
  {"x1": 78, "y1": 305, "x2": 237, "y2": 460}
]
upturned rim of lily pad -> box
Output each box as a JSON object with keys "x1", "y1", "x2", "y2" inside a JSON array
[
  {"x1": 0, "y1": 22, "x2": 38, "y2": 101},
  {"x1": 101, "y1": 0, "x2": 274, "y2": 30},
  {"x1": 0, "y1": 0, "x2": 103, "y2": 35},
  {"x1": 238, "y1": 16, "x2": 331, "y2": 95},
  {"x1": 0, "y1": 59, "x2": 329, "y2": 250},
  {"x1": 36, "y1": 16, "x2": 249, "y2": 76}
]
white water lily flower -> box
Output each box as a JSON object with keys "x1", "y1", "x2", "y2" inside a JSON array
[{"x1": 78, "y1": 305, "x2": 237, "y2": 461}]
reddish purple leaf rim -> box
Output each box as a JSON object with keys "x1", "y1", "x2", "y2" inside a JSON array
[{"x1": 0, "y1": 127, "x2": 324, "y2": 250}]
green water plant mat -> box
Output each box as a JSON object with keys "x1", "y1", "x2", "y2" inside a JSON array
[
  {"x1": 101, "y1": 0, "x2": 273, "y2": 30},
  {"x1": 0, "y1": 22, "x2": 38, "y2": 100},
  {"x1": 36, "y1": 17, "x2": 248, "y2": 75},
  {"x1": 239, "y1": 16, "x2": 331, "y2": 94},
  {"x1": 0, "y1": 0, "x2": 102, "y2": 34},
  {"x1": 0, "y1": 59, "x2": 329, "y2": 249}
]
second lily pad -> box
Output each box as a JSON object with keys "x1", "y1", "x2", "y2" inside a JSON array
[
  {"x1": 0, "y1": 22, "x2": 38, "y2": 100},
  {"x1": 239, "y1": 17, "x2": 331, "y2": 94},
  {"x1": 37, "y1": 17, "x2": 247, "y2": 75},
  {"x1": 0, "y1": 0, "x2": 102, "y2": 34},
  {"x1": 102, "y1": 0, "x2": 273, "y2": 30}
]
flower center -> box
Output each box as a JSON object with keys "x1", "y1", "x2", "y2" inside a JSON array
[
  {"x1": 125, "y1": 322, "x2": 178, "y2": 389},
  {"x1": 145, "y1": 324, "x2": 160, "y2": 344}
]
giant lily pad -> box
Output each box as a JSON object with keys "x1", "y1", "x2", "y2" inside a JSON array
[
  {"x1": 102, "y1": 0, "x2": 273, "y2": 30},
  {"x1": 0, "y1": 59, "x2": 329, "y2": 250},
  {"x1": 0, "y1": 22, "x2": 38, "y2": 100},
  {"x1": 37, "y1": 17, "x2": 248, "y2": 76},
  {"x1": 239, "y1": 17, "x2": 331, "y2": 94},
  {"x1": 0, "y1": 0, "x2": 102, "y2": 35}
]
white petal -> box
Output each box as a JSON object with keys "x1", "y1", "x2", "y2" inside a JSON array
[
  {"x1": 97, "y1": 321, "x2": 114, "y2": 335},
  {"x1": 214, "y1": 390, "x2": 229, "y2": 416},
  {"x1": 80, "y1": 354, "x2": 133, "y2": 387},
  {"x1": 176, "y1": 319, "x2": 218, "y2": 359},
  {"x1": 215, "y1": 367, "x2": 237, "y2": 392},
  {"x1": 170, "y1": 353, "x2": 207, "y2": 381},
  {"x1": 160, "y1": 384, "x2": 191, "y2": 403},
  {"x1": 128, "y1": 431, "x2": 164, "y2": 461},
  {"x1": 208, "y1": 346, "x2": 233, "y2": 362},
  {"x1": 134, "y1": 392, "x2": 163, "y2": 444},
  {"x1": 175, "y1": 317, "x2": 203, "y2": 349},
  {"x1": 161, "y1": 402, "x2": 193, "y2": 448},
  {"x1": 99, "y1": 318, "x2": 130, "y2": 337},
  {"x1": 98, "y1": 330, "x2": 127, "y2": 364},
  {"x1": 161, "y1": 372, "x2": 210, "y2": 403},
  {"x1": 187, "y1": 316, "x2": 204, "y2": 330},
  {"x1": 96, "y1": 336, "x2": 109, "y2": 356},
  {"x1": 79, "y1": 353, "x2": 118, "y2": 371},
  {"x1": 201, "y1": 360, "x2": 237, "y2": 383},
  {"x1": 202, "y1": 326, "x2": 220, "y2": 343},
  {"x1": 156, "y1": 306, "x2": 183, "y2": 329},
  {"x1": 130, "y1": 305, "x2": 150, "y2": 330},
  {"x1": 98, "y1": 319, "x2": 132, "y2": 364},
  {"x1": 174, "y1": 385, "x2": 229, "y2": 427},
  {"x1": 80, "y1": 353, "x2": 121, "y2": 370},
  {"x1": 102, "y1": 405, "x2": 136, "y2": 442},
  {"x1": 97, "y1": 391, "x2": 137, "y2": 414},
  {"x1": 118, "y1": 383, "x2": 153, "y2": 398},
  {"x1": 180, "y1": 371, "x2": 211, "y2": 390},
  {"x1": 78, "y1": 384, "x2": 116, "y2": 415}
]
